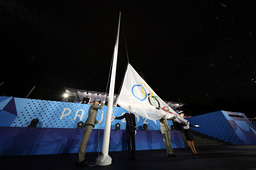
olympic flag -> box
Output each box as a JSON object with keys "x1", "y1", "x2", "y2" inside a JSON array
[{"x1": 116, "y1": 64, "x2": 188, "y2": 123}]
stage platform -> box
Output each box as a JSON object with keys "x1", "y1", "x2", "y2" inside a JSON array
[{"x1": 1, "y1": 145, "x2": 256, "y2": 170}]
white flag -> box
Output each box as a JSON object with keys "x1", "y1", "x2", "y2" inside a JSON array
[{"x1": 116, "y1": 64, "x2": 187, "y2": 123}]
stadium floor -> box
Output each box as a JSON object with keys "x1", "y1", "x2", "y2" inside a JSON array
[{"x1": 1, "y1": 145, "x2": 256, "y2": 170}]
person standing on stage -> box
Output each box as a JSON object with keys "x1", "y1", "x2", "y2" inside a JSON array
[
  {"x1": 178, "y1": 111, "x2": 200, "y2": 155},
  {"x1": 159, "y1": 116, "x2": 176, "y2": 158},
  {"x1": 115, "y1": 111, "x2": 137, "y2": 160},
  {"x1": 77, "y1": 99, "x2": 105, "y2": 166}
]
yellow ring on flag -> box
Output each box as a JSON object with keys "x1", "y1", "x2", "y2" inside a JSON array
[{"x1": 141, "y1": 83, "x2": 153, "y2": 98}]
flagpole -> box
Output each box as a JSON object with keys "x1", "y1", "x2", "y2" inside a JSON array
[
  {"x1": 25, "y1": 86, "x2": 36, "y2": 98},
  {"x1": 96, "y1": 12, "x2": 121, "y2": 166}
]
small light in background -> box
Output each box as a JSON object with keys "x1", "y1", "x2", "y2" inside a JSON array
[
  {"x1": 63, "y1": 93, "x2": 69, "y2": 98},
  {"x1": 115, "y1": 123, "x2": 120, "y2": 130},
  {"x1": 77, "y1": 121, "x2": 84, "y2": 128}
]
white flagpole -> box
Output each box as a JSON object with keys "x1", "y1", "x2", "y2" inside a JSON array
[
  {"x1": 96, "y1": 12, "x2": 121, "y2": 166},
  {"x1": 25, "y1": 86, "x2": 36, "y2": 98}
]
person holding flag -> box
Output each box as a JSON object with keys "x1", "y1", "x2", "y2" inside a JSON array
[
  {"x1": 114, "y1": 110, "x2": 137, "y2": 160},
  {"x1": 159, "y1": 115, "x2": 177, "y2": 158},
  {"x1": 177, "y1": 110, "x2": 200, "y2": 155},
  {"x1": 77, "y1": 99, "x2": 105, "y2": 166}
]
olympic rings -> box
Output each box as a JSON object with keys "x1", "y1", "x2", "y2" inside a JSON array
[
  {"x1": 131, "y1": 83, "x2": 177, "y2": 116},
  {"x1": 148, "y1": 95, "x2": 161, "y2": 109},
  {"x1": 131, "y1": 84, "x2": 147, "y2": 101},
  {"x1": 140, "y1": 83, "x2": 153, "y2": 98},
  {"x1": 131, "y1": 83, "x2": 161, "y2": 109},
  {"x1": 162, "y1": 106, "x2": 177, "y2": 116}
]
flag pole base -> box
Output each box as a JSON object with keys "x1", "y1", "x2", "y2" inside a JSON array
[{"x1": 96, "y1": 154, "x2": 112, "y2": 166}]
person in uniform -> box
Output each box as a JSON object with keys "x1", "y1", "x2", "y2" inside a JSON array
[
  {"x1": 178, "y1": 111, "x2": 200, "y2": 155},
  {"x1": 77, "y1": 99, "x2": 105, "y2": 166},
  {"x1": 115, "y1": 112, "x2": 137, "y2": 160},
  {"x1": 159, "y1": 116, "x2": 176, "y2": 158}
]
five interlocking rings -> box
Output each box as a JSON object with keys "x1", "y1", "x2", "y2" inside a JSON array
[
  {"x1": 132, "y1": 83, "x2": 161, "y2": 109},
  {"x1": 131, "y1": 83, "x2": 176, "y2": 115}
]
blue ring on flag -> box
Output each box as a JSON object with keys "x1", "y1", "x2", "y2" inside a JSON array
[{"x1": 131, "y1": 85, "x2": 147, "y2": 101}]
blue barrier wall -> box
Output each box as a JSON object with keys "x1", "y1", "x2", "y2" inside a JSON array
[
  {"x1": 187, "y1": 110, "x2": 256, "y2": 145},
  {"x1": 0, "y1": 96, "x2": 183, "y2": 156},
  {"x1": 0, "y1": 127, "x2": 184, "y2": 156},
  {"x1": 0, "y1": 96, "x2": 173, "y2": 130},
  {"x1": 252, "y1": 122, "x2": 256, "y2": 128}
]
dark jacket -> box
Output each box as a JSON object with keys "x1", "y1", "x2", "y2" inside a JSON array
[{"x1": 115, "y1": 113, "x2": 136, "y2": 133}]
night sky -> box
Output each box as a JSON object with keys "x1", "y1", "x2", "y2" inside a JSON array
[{"x1": 1, "y1": 0, "x2": 256, "y2": 117}]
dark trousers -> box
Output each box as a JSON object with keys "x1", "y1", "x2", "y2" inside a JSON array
[{"x1": 126, "y1": 132, "x2": 135, "y2": 157}]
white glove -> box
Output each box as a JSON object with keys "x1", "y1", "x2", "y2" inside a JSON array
[
  {"x1": 194, "y1": 125, "x2": 200, "y2": 127},
  {"x1": 183, "y1": 124, "x2": 190, "y2": 130},
  {"x1": 135, "y1": 130, "x2": 137, "y2": 135}
]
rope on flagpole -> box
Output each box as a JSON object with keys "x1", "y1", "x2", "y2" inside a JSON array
[{"x1": 121, "y1": 17, "x2": 130, "y2": 64}]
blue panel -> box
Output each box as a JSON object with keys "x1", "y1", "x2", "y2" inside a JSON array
[
  {"x1": 222, "y1": 111, "x2": 256, "y2": 145},
  {"x1": 188, "y1": 110, "x2": 256, "y2": 145},
  {"x1": 0, "y1": 96, "x2": 12, "y2": 110},
  {"x1": 0, "y1": 96, "x2": 174, "y2": 131},
  {"x1": 0, "y1": 110, "x2": 17, "y2": 126},
  {"x1": 252, "y1": 122, "x2": 256, "y2": 128},
  {"x1": 0, "y1": 127, "x2": 184, "y2": 156},
  {"x1": 3, "y1": 97, "x2": 17, "y2": 116}
]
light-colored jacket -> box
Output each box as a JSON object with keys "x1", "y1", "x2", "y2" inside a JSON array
[
  {"x1": 85, "y1": 103, "x2": 105, "y2": 127},
  {"x1": 159, "y1": 117, "x2": 175, "y2": 132}
]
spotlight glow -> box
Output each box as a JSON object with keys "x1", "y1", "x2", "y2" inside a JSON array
[{"x1": 63, "y1": 93, "x2": 69, "y2": 98}]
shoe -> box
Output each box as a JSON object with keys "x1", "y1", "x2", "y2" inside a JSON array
[
  {"x1": 130, "y1": 156, "x2": 137, "y2": 160},
  {"x1": 168, "y1": 154, "x2": 176, "y2": 158},
  {"x1": 192, "y1": 153, "x2": 200, "y2": 156},
  {"x1": 76, "y1": 160, "x2": 88, "y2": 167}
]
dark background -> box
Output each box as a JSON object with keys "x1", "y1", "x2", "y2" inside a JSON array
[{"x1": 1, "y1": 0, "x2": 255, "y2": 117}]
